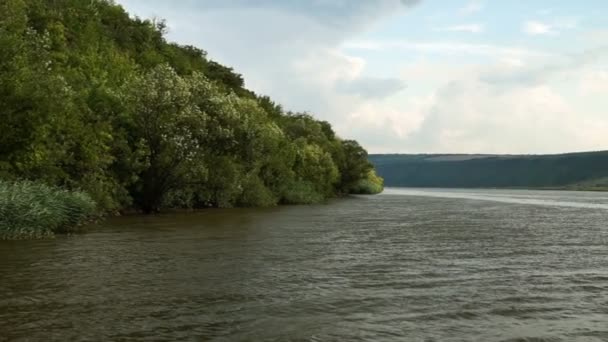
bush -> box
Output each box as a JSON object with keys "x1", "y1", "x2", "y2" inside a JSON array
[
  {"x1": 349, "y1": 170, "x2": 384, "y2": 195},
  {"x1": 282, "y1": 180, "x2": 325, "y2": 204},
  {"x1": 238, "y1": 175, "x2": 278, "y2": 207},
  {"x1": 0, "y1": 180, "x2": 97, "y2": 240}
]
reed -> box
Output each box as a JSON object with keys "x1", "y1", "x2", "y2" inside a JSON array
[{"x1": 0, "y1": 180, "x2": 97, "y2": 240}]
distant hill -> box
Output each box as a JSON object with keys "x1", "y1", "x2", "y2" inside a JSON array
[{"x1": 369, "y1": 151, "x2": 608, "y2": 190}]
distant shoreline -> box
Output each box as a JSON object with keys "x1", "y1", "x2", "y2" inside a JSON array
[
  {"x1": 381, "y1": 186, "x2": 608, "y2": 192},
  {"x1": 370, "y1": 152, "x2": 608, "y2": 192}
]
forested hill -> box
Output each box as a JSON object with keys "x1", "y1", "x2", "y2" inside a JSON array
[
  {"x1": 370, "y1": 151, "x2": 608, "y2": 190},
  {"x1": 0, "y1": 0, "x2": 383, "y2": 213}
]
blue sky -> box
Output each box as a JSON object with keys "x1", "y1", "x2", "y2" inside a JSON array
[{"x1": 117, "y1": 0, "x2": 608, "y2": 154}]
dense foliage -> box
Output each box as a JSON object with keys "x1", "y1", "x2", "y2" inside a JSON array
[
  {"x1": 371, "y1": 152, "x2": 608, "y2": 189},
  {"x1": 0, "y1": 180, "x2": 96, "y2": 239},
  {"x1": 349, "y1": 170, "x2": 385, "y2": 194},
  {"x1": 0, "y1": 0, "x2": 382, "y2": 215}
]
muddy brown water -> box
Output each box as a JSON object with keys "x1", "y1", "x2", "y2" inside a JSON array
[{"x1": 1, "y1": 188, "x2": 608, "y2": 341}]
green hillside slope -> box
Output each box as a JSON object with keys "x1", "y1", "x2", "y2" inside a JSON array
[
  {"x1": 0, "y1": 0, "x2": 382, "y2": 215},
  {"x1": 370, "y1": 151, "x2": 608, "y2": 189}
]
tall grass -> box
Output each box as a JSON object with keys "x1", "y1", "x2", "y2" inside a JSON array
[{"x1": 0, "y1": 180, "x2": 97, "y2": 240}]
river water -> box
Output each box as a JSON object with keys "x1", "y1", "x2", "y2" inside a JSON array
[{"x1": 1, "y1": 188, "x2": 608, "y2": 341}]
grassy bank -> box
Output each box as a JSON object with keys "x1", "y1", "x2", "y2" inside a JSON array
[{"x1": 0, "y1": 181, "x2": 97, "y2": 240}]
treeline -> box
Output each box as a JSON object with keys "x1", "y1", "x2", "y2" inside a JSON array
[
  {"x1": 0, "y1": 0, "x2": 382, "y2": 214},
  {"x1": 370, "y1": 152, "x2": 608, "y2": 189}
]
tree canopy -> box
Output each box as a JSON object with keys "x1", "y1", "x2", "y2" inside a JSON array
[{"x1": 0, "y1": 0, "x2": 383, "y2": 213}]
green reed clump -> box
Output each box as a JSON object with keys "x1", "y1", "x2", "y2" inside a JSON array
[{"x1": 0, "y1": 180, "x2": 97, "y2": 240}]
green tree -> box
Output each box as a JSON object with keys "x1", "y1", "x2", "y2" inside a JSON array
[
  {"x1": 0, "y1": 0, "x2": 383, "y2": 218},
  {"x1": 336, "y1": 140, "x2": 373, "y2": 193},
  {"x1": 123, "y1": 65, "x2": 209, "y2": 212}
]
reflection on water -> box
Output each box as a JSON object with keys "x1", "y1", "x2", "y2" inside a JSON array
[{"x1": 1, "y1": 189, "x2": 608, "y2": 341}]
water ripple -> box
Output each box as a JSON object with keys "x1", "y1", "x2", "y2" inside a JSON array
[{"x1": 1, "y1": 189, "x2": 608, "y2": 341}]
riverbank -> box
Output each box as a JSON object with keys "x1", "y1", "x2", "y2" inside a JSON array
[{"x1": 0, "y1": 178, "x2": 383, "y2": 240}]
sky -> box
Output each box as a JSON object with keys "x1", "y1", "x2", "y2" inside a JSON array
[{"x1": 116, "y1": 0, "x2": 608, "y2": 154}]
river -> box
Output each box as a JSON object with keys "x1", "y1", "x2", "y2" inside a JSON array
[{"x1": 1, "y1": 188, "x2": 608, "y2": 341}]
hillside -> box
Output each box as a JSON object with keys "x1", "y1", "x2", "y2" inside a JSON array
[
  {"x1": 370, "y1": 151, "x2": 608, "y2": 189},
  {"x1": 0, "y1": 0, "x2": 382, "y2": 214}
]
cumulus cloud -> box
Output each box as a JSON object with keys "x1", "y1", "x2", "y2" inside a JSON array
[
  {"x1": 343, "y1": 47, "x2": 608, "y2": 154},
  {"x1": 341, "y1": 79, "x2": 603, "y2": 154},
  {"x1": 408, "y1": 86, "x2": 589, "y2": 153}
]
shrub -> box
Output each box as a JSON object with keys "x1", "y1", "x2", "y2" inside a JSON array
[
  {"x1": 349, "y1": 170, "x2": 384, "y2": 195},
  {"x1": 238, "y1": 175, "x2": 278, "y2": 207},
  {"x1": 0, "y1": 180, "x2": 97, "y2": 240},
  {"x1": 282, "y1": 180, "x2": 325, "y2": 204}
]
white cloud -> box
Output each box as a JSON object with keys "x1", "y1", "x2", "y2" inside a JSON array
[
  {"x1": 342, "y1": 48, "x2": 608, "y2": 153},
  {"x1": 579, "y1": 68, "x2": 608, "y2": 95},
  {"x1": 335, "y1": 77, "x2": 406, "y2": 99},
  {"x1": 523, "y1": 21, "x2": 556, "y2": 35},
  {"x1": 583, "y1": 30, "x2": 608, "y2": 45},
  {"x1": 344, "y1": 40, "x2": 552, "y2": 59},
  {"x1": 438, "y1": 24, "x2": 484, "y2": 33},
  {"x1": 408, "y1": 82, "x2": 590, "y2": 153},
  {"x1": 379, "y1": 85, "x2": 601, "y2": 154},
  {"x1": 459, "y1": 1, "x2": 483, "y2": 15},
  {"x1": 479, "y1": 47, "x2": 608, "y2": 86},
  {"x1": 523, "y1": 18, "x2": 579, "y2": 36}
]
